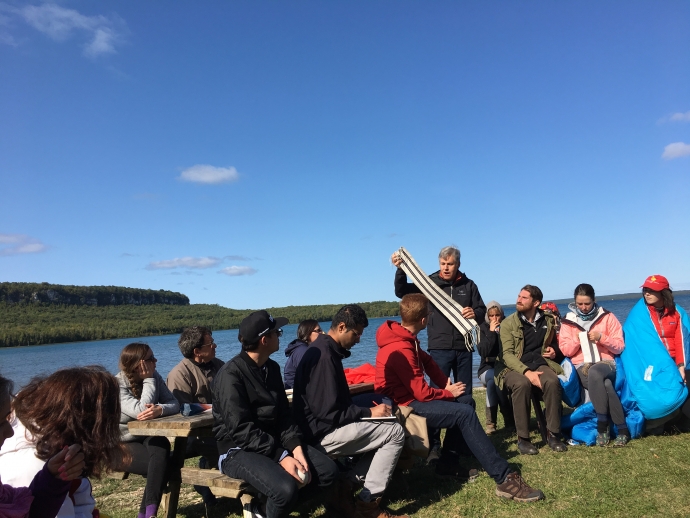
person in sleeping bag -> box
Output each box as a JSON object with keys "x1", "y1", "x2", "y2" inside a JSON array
[
  {"x1": 559, "y1": 284, "x2": 628, "y2": 447},
  {"x1": 620, "y1": 275, "x2": 690, "y2": 429}
]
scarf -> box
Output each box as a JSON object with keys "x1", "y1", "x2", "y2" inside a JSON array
[
  {"x1": 395, "y1": 247, "x2": 479, "y2": 351},
  {"x1": 577, "y1": 303, "x2": 599, "y2": 321}
]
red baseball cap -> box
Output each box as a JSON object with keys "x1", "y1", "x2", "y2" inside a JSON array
[{"x1": 641, "y1": 275, "x2": 670, "y2": 291}]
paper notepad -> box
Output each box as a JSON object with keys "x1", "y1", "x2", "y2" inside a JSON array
[{"x1": 579, "y1": 331, "x2": 601, "y2": 363}]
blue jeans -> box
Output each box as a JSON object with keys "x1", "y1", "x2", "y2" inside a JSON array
[
  {"x1": 428, "y1": 349, "x2": 475, "y2": 450},
  {"x1": 220, "y1": 445, "x2": 338, "y2": 518},
  {"x1": 409, "y1": 399, "x2": 510, "y2": 484}
]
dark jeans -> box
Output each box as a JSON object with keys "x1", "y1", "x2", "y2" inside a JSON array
[
  {"x1": 428, "y1": 349, "x2": 474, "y2": 450},
  {"x1": 409, "y1": 399, "x2": 510, "y2": 484},
  {"x1": 504, "y1": 365, "x2": 562, "y2": 439},
  {"x1": 122, "y1": 436, "x2": 171, "y2": 513},
  {"x1": 220, "y1": 445, "x2": 338, "y2": 518},
  {"x1": 429, "y1": 349, "x2": 474, "y2": 389},
  {"x1": 577, "y1": 363, "x2": 626, "y2": 427}
]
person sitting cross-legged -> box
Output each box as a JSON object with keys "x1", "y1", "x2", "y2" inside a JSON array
[
  {"x1": 375, "y1": 294, "x2": 544, "y2": 503},
  {"x1": 212, "y1": 311, "x2": 338, "y2": 518}
]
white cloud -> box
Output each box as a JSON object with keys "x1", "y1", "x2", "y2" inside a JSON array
[
  {"x1": 218, "y1": 266, "x2": 257, "y2": 276},
  {"x1": 178, "y1": 165, "x2": 240, "y2": 185},
  {"x1": 662, "y1": 142, "x2": 690, "y2": 160},
  {"x1": 0, "y1": 233, "x2": 48, "y2": 256},
  {"x1": 669, "y1": 111, "x2": 690, "y2": 122},
  {"x1": 146, "y1": 256, "x2": 221, "y2": 270},
  {"x1": 5, "y1": 3, "x2": 126, "y2": 57}
]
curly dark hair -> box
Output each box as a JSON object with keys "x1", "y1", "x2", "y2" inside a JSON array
[
  {"x1": 12, "y1": 366, "x2": 126, "y2": 478},
  {"x1": 178, "y1": 326, "x2": 212, "y2": 358}
]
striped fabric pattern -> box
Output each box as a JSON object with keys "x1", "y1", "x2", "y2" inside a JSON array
[{"x1": 396, "y1": 247, "x2": 480, "y2": 352}]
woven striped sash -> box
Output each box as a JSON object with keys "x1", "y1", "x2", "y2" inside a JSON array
[{"x1": 396, "y1": 247, "x2": 480, "y2": 352}]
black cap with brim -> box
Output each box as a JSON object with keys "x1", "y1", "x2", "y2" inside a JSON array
[{"x1": 239, "y1": 310, "x2": 289, "y2": 344}]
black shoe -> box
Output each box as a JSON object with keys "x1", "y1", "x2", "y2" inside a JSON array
[
  {"x1": 547, "y1": 432, "x2": 568, "y2": 452},
  {"x1": 426, "y1": 446, "x2": 441, "y2": 465},
  {"x1": 434, "y1": 463, "x2": 480, "y2": 482},
  {"x1": 517, "y1": 439, "x2": 538, "y2": 455}
]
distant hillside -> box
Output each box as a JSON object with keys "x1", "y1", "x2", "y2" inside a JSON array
[
  {"x1": 0, "y1": 296, "x2": 399, "y2": 347},
  {"x1": 0, "y1": 282, "x2": 190, "y2": 307}
]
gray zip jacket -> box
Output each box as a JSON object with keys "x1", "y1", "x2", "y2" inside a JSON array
[{"x1": 116, "y1": 371, "x2": 180, "y2": 441}]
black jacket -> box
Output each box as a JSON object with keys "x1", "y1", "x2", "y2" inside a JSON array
[
  {"x1": 212, "y1": 351, "x2": 302, "y2": 460},
  {"x1": 293, "y1": 334, "x2": 371, "y2": 442},
  {"x1": 394, "y1": 268, "x2": 486, "y2": 350},
  {"x1": 477, "y1": 321, "x2": 500, "y2": 378}
]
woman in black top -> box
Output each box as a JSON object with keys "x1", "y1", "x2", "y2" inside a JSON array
[{"x1": 477, "y1": 301, "x2": 513, "y2": 433}]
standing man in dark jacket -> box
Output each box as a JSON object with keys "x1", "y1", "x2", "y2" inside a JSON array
[
  {"x1": 392, "y1": 246, "x2": 486, "y2": 390},
  {"x1": 294, "y1": 305, "x2": 407, "y2": 518},
  {"x1": 392, "y1": 245, "x2": 486, "y2": 459},
  {"x1": 212, "y1": 311, "x2": 338, "y2": 518}
]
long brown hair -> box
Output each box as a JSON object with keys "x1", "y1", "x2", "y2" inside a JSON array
[
  {"x1": 118, "y1": 342, "x2": 151, "y2": 399},
  {"x1": 12, "y1": 366, "x2": 125, "y2": 478}
]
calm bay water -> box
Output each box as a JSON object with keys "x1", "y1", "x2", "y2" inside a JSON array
[{"x1": 3, "y1": 295, "x2": 690, "y2": 389}]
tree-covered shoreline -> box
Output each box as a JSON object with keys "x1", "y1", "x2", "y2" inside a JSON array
[{"x1": 0, "y1": 300, "x2": 400, "y2": 347}]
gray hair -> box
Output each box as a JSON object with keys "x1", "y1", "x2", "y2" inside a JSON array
[
  {"x1": 178, "y1": 326, "x2": 212, "y2": 359},
  {"x1": 438, "y1": 246, "x2": 460, "y2": 264}
]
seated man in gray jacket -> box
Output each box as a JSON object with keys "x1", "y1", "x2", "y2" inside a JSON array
[{"x1": 167, "y1": 326, "x2": 224, "y2": 505}]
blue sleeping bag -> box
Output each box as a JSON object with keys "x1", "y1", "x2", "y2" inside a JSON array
[
  {"x1": 561, "y1": 356, "x2": 644, "y2": 445},
  {"x1": 619, "y1": 299, "x2": 688, "y2": 420}
]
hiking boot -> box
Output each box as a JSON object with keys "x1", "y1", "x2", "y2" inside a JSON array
[
  {"x1": 495, "y1": 472, "x2": 545, "y2": 503},
  {"x1": 325, "y1": 478, "x2": 356, "y2": 518},
  {"x1": 355, "y1": 497, "x2": 408, "y2": 518},
  {"x1": 517, "y1": 438, "x2": 538, "y2": 455},
  {"x1": 612, "y1": 434, "x2": 629, "y2": 447},
  {"x1": 547, "y1": 431, "x2": 567, "y2": 452},
  {"x1": 426, "y1": 446, "x2": 441, "y2": 465},
  {"x1": 596, "y1": 431, "x2": 610, "y2": 447},
  {"x1": 485, "y1": 406, "x2": 497, "y2": 434},
  {"x1": 434, "y1": 463, "x2": 480, "y2": 482}
]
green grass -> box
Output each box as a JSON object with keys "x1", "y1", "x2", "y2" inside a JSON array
[{"x1": 92, "y1": 393, "x2": 690, "y2": 518}]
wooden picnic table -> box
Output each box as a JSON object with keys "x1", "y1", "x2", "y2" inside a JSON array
[{"x1": 127, "y1": 382, "x2": 375, "y2": 518}]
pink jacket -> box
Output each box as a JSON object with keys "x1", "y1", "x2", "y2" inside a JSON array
[{"x1": 559, "y1": 308, "x2": 625, "y2": 365}]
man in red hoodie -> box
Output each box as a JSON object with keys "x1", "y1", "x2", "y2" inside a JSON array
[{"x1": 375, "y1": 294, "x2": 544, "y2": 503}]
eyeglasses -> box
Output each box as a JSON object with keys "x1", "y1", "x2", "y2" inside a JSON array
[
  {"x1": 349, "y1": 328, "x2": 363, "y2": 337},
  {"x1": 313, "y1": 328, "x2": 323, "y2": 334},
  {"x1": 145, "y1": 356, "x2": 157, "y2": 363},
  {"x1": 201, "y1": 341, "x2": 216, "y2": 348}
]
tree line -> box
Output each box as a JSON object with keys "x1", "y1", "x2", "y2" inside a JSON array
[
  {"x1": 0, "y1": 282, "x2": 189, "y2": 307},
  {"x1": 0, "y1": 301, "x2": 400, "y2": 347}
]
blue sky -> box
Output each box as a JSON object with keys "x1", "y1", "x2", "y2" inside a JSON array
[{"x1": 1, "y1": 1, "x2": 689, "y2": 309}]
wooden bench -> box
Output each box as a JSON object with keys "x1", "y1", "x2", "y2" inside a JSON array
[
  {"x1": 179, "y1": 467, "x2": 249, "y2": 499},
  {"x1": 125, "y1": 382, "x2": 375, "y2": 517}
]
